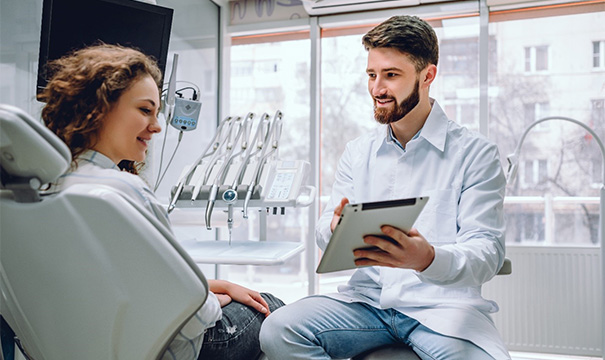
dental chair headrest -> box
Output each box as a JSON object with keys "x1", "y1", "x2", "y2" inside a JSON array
[{"x1": 0, "y1": 104, "x2": 71, "y2": 201}]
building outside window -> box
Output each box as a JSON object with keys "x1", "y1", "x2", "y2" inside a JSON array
[
  {"x1": 524, "y1": 101, "x2": 550, "y2": 130},
  {"x1": 521, "y1": 159, "x2": 548, "y2": 187},
  {"x1": 525, "y1": 45, "x2": 549, "y2": 72},
  {"x1": 593, "y1": 40, "x2": 604, "y2": 68},
  {"x1": 592, "y1": 98, "x2": 604, "y2": 125}
]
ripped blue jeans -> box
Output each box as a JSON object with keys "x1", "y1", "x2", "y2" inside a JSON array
[{"x1": 198, "y1": 293, "x2": 284, "y2": 360}]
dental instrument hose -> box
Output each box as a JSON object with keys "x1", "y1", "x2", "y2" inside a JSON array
[{"x1": 154, "y1": 130, "x2": 183, "y2": 192}]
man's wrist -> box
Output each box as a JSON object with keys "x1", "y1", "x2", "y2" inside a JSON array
[{"x1": 417, "y1": 245, "x2": 435, "y2": 272}]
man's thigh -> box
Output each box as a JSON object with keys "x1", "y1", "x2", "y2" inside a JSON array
[
  {"x1": 407, "y1": 324, "x2": 494, "y2": 360},
  {"x1": 263, "y1": 295, "x2": 397, "y2": 359}
]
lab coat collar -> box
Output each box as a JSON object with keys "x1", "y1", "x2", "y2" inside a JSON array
[
  {"x1": 77, "y1": 150, "x2": 119, "y2": 170},
  {"x1": 418, "y1": 98, "x2": 448, "y2": 153},
  {"x1": 379, "y1": 98, "x2": 448, "y2": 153}
]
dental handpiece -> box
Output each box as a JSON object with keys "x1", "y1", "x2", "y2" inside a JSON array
[
  {"x1": 222, "y1": 188, "x2": 238, "y2": 245},
  {"x1": 167, "y1": 182, "x2": 184, "y2": 213},
  {"x1": 242, "y1": 114, "x2": 274, "y2": 218},
  {"x1": 191, "y1": 117, "x2": 238, "y2": 202},
  {"x1": 243, "y1": 112, "x2": 283, "y2": 218},
  {"x1": 230, "y1": 113, "x2": 256, "y2": 190},
  {"x1": 204, "y1": 118, "x2": 245, "y2": 229},
  {"x1": 167, "y1": 117, "x2": 231, "y2": 213},
  {"x1": 243, "y1": 179, "x2": 256, "y2": 219},
  {"x1": 204, "y1": 184, "x2": 218, "y2": 230}
]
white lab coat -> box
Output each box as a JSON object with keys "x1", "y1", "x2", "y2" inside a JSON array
[{"x1": 316, "y1": 99, "x2": 510, "y2": 359}]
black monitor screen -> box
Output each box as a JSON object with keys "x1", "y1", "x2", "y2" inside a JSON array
[{"x1": 37, "y1": 0, "x2": 173, "y2": 95}]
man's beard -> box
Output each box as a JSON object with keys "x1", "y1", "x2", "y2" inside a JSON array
[{"x1": 373, "y1": 79, "x2": 420, "y2": 125}]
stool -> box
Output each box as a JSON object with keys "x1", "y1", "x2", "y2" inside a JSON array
[{"x1": 352, "y1": 343, "x2": 420, "y2": 360}]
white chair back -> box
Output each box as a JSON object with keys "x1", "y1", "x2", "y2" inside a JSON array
[{"x1": 0, "y1": 104, "x2": 208, "y2": 360}]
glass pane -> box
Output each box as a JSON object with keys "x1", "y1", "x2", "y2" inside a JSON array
[
  {"x1": 320, "y1": 35, "x2": 376, "y2": 201},
  {"x1": 320, "y1": 16, "x2": 481, "y2": 202},
  {"x1": 489, "y1": 9, "x2": 605, "y2": 246},
  {"x1": 0, "y1": 0, "x2": 44, "y2": 114},
  {"x1": 227, "y1": 39, "x2": 311, "y2": 303},
  {"x1": 536, "y1": 45, "x2": 548, "y2": 71},
  {"x1": 151, "y1": 41, "x2": 220, "y2": 203},
  {"x1": 319, "y1": 16, "x2": 480, "y2": 292},
  {"x1": 554, "y1": 202, "x2": 599, "y2": 245},
  {"x1": 593, "y1": 40, "x2": 600, "y2": 68}
]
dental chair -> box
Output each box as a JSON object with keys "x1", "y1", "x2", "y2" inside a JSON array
[{"x1": 0, "y1": 104, "x2": 209, "y2": 360}]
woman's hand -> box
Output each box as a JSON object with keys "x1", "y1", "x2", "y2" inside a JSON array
[
  {"x1": 215, "y1": 293, "x2": 232, "y2": 307},
  {"x1": 209, "y1": 280, "x2": 271, "y2": 317}
]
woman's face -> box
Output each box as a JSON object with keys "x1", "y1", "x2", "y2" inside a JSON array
[{"x1": 93, "y1": 74, "x2": 161, "y2": 164}]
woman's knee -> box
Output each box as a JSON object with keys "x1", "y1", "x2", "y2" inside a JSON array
[{"x1": 261, "y1": 292, "x2": 285, "y2": 313}]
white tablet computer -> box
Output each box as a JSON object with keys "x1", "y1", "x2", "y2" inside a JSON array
[{"x1": 316, "y1": 196, "x2": 429, "y2": 274}]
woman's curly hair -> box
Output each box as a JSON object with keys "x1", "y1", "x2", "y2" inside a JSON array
[{"x1": 37, "y1": 43, "x2": 163, "y2": 174}]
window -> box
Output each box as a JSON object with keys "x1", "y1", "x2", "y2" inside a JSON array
[
  {"x1": 223, "y1": 0, "x2": 605, "y2": 298},
  {"x1": 227, "y1": 39, "x2": 311, "y2": 303},
  {"x1": 254, "y1": 87, "x2": 284, "y2": 102},
  {"x1": 490, "y1": 6, "x2": 604, "y2": 245},
  {"x1": 320, "y1": 15, "x2": 481, "y2": 201},
  {"x1": 504, "y1": 206, "x2": 546, "y2": 244},
  {"x1": 591, "y1": 99, "x2": 604, "y2": 125},
  {"x1": 521, "y1": 212, "x2": 545, "y2": 243},
  {"x1": 320, "y1": 34, "x2": 377, "y2": 201},
  {"x1": 255, "y1": 59, "x2": 280, "y2": 74},
  {"x1": 521, "y1": 159, "x2": 548, "y2": 187},
  {"x1": 440, "y1": 38, "x2": 479, "y2": 76},
  {"x1": 444, "y1": 101, "x2": 479, "y2": 129},
  {"x1": 317, "y1": 15, "x2": 481, "y2": 293},
  {"x1": 524, "y1": 101, "x2": 550, "y2": 129},
  {"x1": 525, "y1": 45, "x2": 549, "y2": 72},
  {"x1": 593, "y1": 40, "x2": 604, "y2": 68},
  {"x1": 232, "y1": 61, "x2": 253, "y2": 77},
  {"x1": 591, "y1": 159, "x2": 602, "y2": 186},
  {"x1": 150, "y1": 1, "x2": 220, "y2": 205}
]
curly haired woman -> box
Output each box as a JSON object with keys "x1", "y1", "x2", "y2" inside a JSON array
[{"x1": 39, "y1": 43, "x2": 283, "y2": 360}]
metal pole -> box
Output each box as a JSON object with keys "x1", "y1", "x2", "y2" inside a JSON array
[
  {"x1": 307, "y1": 16, "x2": 321, "y2": 295},
  {"x1": 601, "y1": 185, "x2": 604, "y2": 358}
]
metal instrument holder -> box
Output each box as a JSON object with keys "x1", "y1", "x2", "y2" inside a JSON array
[{"x1": 169, "y1": 111, "x2": 315, "y2": 266}]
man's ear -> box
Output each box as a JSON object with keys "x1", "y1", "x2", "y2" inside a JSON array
[{"x1": 422, "y1": 64, "x2": 437, "y2": 88}]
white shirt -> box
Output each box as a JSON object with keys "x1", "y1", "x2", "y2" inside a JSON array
[
  {"x1": 317, "y1": 100, "x2": 510, "y2": 359},
  {"x1": 49, "y1": 150, "x2": 222, "y2": 360}
]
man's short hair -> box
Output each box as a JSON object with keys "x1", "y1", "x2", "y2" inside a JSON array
[{"x1": 362, "y1": 15, "x2": 439, "y2": 72}]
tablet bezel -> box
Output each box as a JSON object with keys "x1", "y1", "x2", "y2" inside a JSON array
[{"x1": 316, "y1": 196, "x2": 429, "y2": 274}]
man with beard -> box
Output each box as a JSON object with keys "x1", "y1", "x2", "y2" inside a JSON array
[{"x1": 260, "y1": 15, "x2": 509, "y2": 360}]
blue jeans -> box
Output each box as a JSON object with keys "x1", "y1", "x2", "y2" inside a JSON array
[
  {"x1": 199, "y1": 293, "x2": 284, "y2": 360},
  {"x1": 259, "y1": 295, "x2": 494, "y2": 360}
]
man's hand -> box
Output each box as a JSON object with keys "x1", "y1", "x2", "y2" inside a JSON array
[
  {"x1": 330, "y1": 197, "x2": 350, "y2": 232},
  {"x1": 353, "y1": 226, "x2": 435, "y2": 272}
]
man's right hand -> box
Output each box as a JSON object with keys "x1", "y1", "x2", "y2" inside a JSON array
[{"x1": 330, "y1": 197, "x2": 349, "y2": 232}]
